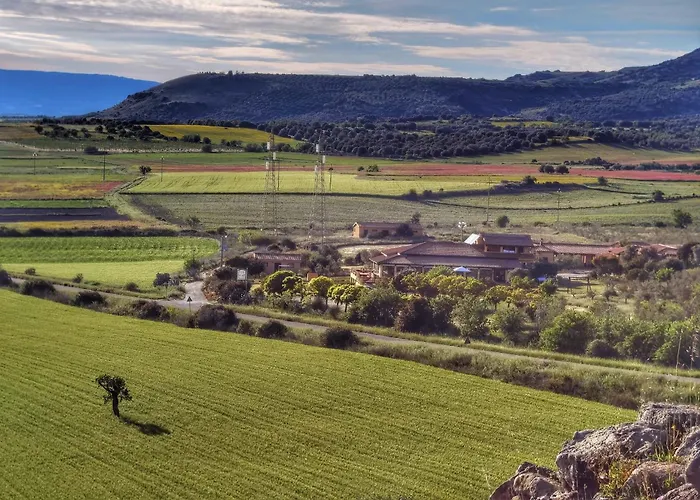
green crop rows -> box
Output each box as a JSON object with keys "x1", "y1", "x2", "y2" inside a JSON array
[
  {"x1": 0, "y1": 290, "x2": 633, "y2": 499},
  {"x1": 0, "y1": 237, "x2": 219, "y2": 290}
]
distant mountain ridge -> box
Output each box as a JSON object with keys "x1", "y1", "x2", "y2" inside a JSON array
[
  {"x1": 0, "y1": 69, "x2": 158, "y2": 117},
  {"x1": 98, "y1": 49, "x2": 700, "y2": 123}
]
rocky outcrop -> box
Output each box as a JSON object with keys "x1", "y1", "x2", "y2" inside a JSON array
[{"x1": 491, "y1": 403, "x2": 700, "y2": 500}]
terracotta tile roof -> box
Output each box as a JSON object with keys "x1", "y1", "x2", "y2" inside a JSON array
[
  {"x1": 354, "y1": 222, "x2": 422, "y2": 229},
  {"x1": 538, "y1": 243, "x2": 613, "y2": 256},
  {"x1": 375, "y1": 254, "x2": 523, "y2": 269},
  {"x1": 467, "y1": 232, "x2": 534, "y2": 247}
]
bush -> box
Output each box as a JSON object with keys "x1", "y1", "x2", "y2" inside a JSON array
[
  {"x1": 0, "y1": 268, "x2": 12, "y2": 287},
  {"x1": 196, "y1": 305, "x2": 238, "y2": 332},
  {"x1": 20, "y1": 279, "x2": 56, "y2": 298},
  {"x1": 72, "y1": 273, "x2": 84, "y2": 284},
  {"x1": 129, "y1": 300, "x2": 170, "y2": 321},
  {"x1": 395, "y1": 296, "x2": 432, "y2": 333},
  {"x1": 236, "y1": 320, "x2": 257, "y2": 336},
  {"x1": 586, "y1": 339, "x2": 619, "y2": 359},
  {"x1": 257, "y1": 320, "x2": 289, "y2": 339},
  {"x1": 451, "y1": 296, "x2": 490, "y2": 341},
  {"x1": 124, "y1": 282, "x2": 140, "y2": 292},
  {"x1": 496, "y1": 215, "x2": 510, "y2": 228},
  {"x1": 540, "y1": 310, "x2": 595, "y2": 354},
  {"x1": 489, "y1": 307, "x2": 527, "y2": 344},
  {"x1": 201, "y1": 144, "x2": 214, "y2": 153},
  {"x1": 322, "y1": 327, "x2": 359, "y2": 349},
  {"x1": 73, "y1": 290, "x2": 106, "y2": 307},
  {"x1": 24, "y1": 267, "x2": 36, "y2": 276}
]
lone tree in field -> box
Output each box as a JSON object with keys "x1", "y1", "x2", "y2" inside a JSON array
[{"x1": 96, "y1": 374, "x2": 132, "y2": 418}]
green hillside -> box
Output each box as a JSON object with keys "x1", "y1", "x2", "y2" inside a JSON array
[{"x1": 0, "y1": 291, "x2": 633, "y2": 499}]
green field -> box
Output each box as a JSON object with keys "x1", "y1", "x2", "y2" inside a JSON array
[
  {"x1": 130, "y1": 192, "x2": 700, "y2": 236},
  {"x1": 0, "y1": 199, "x2": 109, "y2": 208},
  {"x1": 0, "y1": 290, "x2": 633, "y2": 499},
  {"x1": 0, "y1": 237, "x2": 219, "y2": 290},
  {"x1": 147, "y1": 124, "x2": 297, "y2": 145}
]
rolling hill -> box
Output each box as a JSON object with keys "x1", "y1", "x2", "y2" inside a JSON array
[
  {"x1": 0, "y1": 69, "x2": 157, "y2": 117},
  {"x1": 98, "y1": 49, "x2": 700, "y2": 123},
  {"x1": 0, "y1": 290, "x2": 632, "y2": 499}
]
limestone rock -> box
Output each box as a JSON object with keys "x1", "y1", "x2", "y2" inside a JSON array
[
  {"x1": 657, "y1": 484, "x2": 700, "y2": 500},
  {"x1": 677, "y1": 428, "x2": 700, "y2": 460},
  {"x1": 556, "y1": 423, "x2": 668, "y2": 499},
  {"x1": 639, "y1": 403, "x2": 700, "y2": 434},
  {"x1": 686, "y1": 454, "x2": 700, "y2": 494},
  {"x1": 619, "y1": 461, "x2": 685, "y2": 499},
  {"x1": 489, "y1": 462, "x2": 559, "y2": 500}
]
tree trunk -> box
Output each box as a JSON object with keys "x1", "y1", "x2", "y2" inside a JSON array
[{"x1": 112, "y1": 396, "x2": 120, "y2": 418}]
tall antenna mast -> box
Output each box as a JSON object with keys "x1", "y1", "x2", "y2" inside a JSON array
[
  {"x1": 261, "y1": 133, "x2": 281, "y2": 234},
  {"x1": 309, "y1": 141, "x2": 327, "y2": 244}
]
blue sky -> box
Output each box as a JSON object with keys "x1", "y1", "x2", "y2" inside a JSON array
[{"x1": 0, "y1": 0, "x2": 698, "y2": 82}]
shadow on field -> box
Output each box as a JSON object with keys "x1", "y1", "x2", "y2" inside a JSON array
[{"x1": 121, "y1": 416, "x2": 171, "y2": 436}]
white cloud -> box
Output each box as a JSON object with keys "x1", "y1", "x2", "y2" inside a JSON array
[
  {"x1": 490, "y1": 7, "x2": 516, "y2": 12},
  {"x1": 173, "y1": 46, "x2": 293, "y2": 60},
  {"x1": 406, "y1": 40, "x2": 685, "y2": 71}
]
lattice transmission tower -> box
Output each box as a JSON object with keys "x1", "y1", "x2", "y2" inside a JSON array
[
  {"x1": 308, "y1": 143, "x2": 328, "y2": 244},
  {"x1": 261, "y1": 133, "x2": 281, "y2": 234}
]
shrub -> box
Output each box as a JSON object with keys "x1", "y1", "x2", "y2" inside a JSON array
[
  {"x1": 201, "y1": 144, "x2": 213, "y2": 153},
  {"x1": 586, "y1": 339, "x2": 619, "y2": 359},
  {"x1": 73, "y1": 290, "x2": 106, "y2": 308},
  {"x1": 24, "y1": 267, "x2": 36, "y2": 276},
  {"x1": 257, "y1": 320, "x2": 289, "y2": 339},
  {"x1": 20, "y1": 279, "x2": 56, "y2": 298},
  {"x1": 496, "y1": 215, "x2": 510, "y2": 228},
  {"x1": 72, "y1": 273, "x2": 84, "y2": 284},
  {"x1": 322, "y1": 327, "x2": 359, "y2": 349},
  {"x1": 0, "y1": 268, "x2": 12, "y2": 287},
  {"x1": 489, "y1": 307, "x2": 527, "y2": 344},
  {"x1": 129, "y1": 300, "x2": 170, "y2": 321},
  {"x1": 395, "y1": 296, "x2": 432, "y2": 333},
  {"x1": 451, "y1": 296, "x2": 490, "y2": 341},
  {"x1": 124, "y1": 282, "x2": 140, "y2": 292},
  {"x1": 215, "y1": 281, "x2": 250, "y2": 304},
  {"x1": 196, "y1": 305, "x2": 238, "y2": 332},
  {"x1": 540, "y1": 310, "x2": 595, "y2": 354},
  {"x1": 236, "y1": 320, "x2": 257, "y2": 336}
]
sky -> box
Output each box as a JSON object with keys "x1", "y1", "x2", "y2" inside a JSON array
[{"x1": 0, "y1": 0, "x2": 699, "y2": 82}]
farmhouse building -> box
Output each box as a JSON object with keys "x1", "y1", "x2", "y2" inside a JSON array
[
  {"x1": 465, "y1": 233, "x2": 536, "y2": 264},
  {"x1": 252, "y1": 252, "x2": 304, "y2": 275},
  {"x1": 534, "y1": 242, "x2": 613, "y2": 267},
  {"x1": 370, "y1": 241, "x2": 525, "y2": 283},
  {"x1": 352, "y1": 221, "x2": 424, "y2": 239}
]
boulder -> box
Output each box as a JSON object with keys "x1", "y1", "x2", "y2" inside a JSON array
[
  {"x1": 490, "y1": 462, "x2": 559, "y2": 500},
  {"x1": 658, "y1": 484, "x2": 700, "y2": 500},
  {"x1": 686, "y1": 453, "x2": 700, "y2": 494},
  {"x1": 619, "y1": 461, "x2": 685, "y2": 499},
  {"x1": 556, "y1": 423, "x2": 668, "y2": 499},
  {"x1": 639, "y1": 403, "x2": 700, "y2": 435},
  {"x1": 677, "y1": 428, "x2": 700, "y2": 460}
]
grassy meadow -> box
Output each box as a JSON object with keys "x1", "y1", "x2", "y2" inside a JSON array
[
  {"x1": 0, "y1": 290, "x2": 633, "y2": 499},
  {"x1": 0, "y1": 237, "x2": 218, "y2": 290}
]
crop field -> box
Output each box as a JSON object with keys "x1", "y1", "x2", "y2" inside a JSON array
[
  {"x1": 128, "y1": 171, "x2": 595, "y2": 196},
  {"x1": 130, "y1": 192, "x2": 700, "y2": 236},
  {"x1": 0, "y1": 175, "x2": 124, "y2": 199},
  {"x1": 0, "y1": 236, "x2": 218, "y2": 289},
  {"x1": 0, "y1": 290, "x2": 633, "y2": 499},
  {"x1": 0, "y1": 199, "x2": 109, "y2": 208},
  {"x1": 147, "y1": 124, "x2": 297, "y2": 145}
]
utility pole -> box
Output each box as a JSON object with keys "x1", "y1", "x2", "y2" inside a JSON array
[
  {"x1": 328, "y1": 167, "x2": 334, "y2": 193},
  {"x1": 486, "y1": 176, "x2": 492, "y2": 225},
  {"x1": 32, "y1": 152, "x2": 38, "y2": 175},
  {"x1": 557, "y1": 189, "x2": 562, "y2": 225},
  {"x1": 161, "y1": 156, "x2": 164, "y2": 182}
]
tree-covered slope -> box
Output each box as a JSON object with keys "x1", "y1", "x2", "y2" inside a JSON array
[{"x1": 98, "y1": 49, "x2": 700, "y2": 122}]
